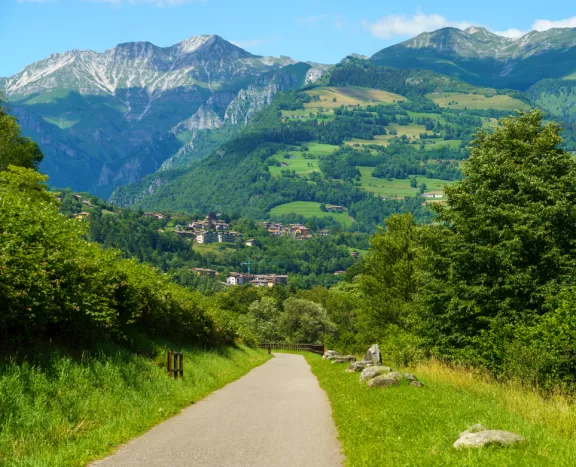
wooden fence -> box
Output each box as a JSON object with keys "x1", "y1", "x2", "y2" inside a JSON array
[
  {"x1": 167, "y1": 351, "x2": 184, "y2": 379},
  {"x1": 259, "y1": 343, "x2": 325, "y2": 355}
]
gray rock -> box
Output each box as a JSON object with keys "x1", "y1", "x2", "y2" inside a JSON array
[
  {"x1": 404, "y1": 373, "x2": 419, "y2": 382},
  {"x1": 459, "y1": 424, "x2": 488, "y2": 437},
  {"x1": 363, "y1": 344, "x2": 382, "y2": 365},
  {"x1": 453, "y1": 430, "x2": 525, "y2": 449},
  {"x1": 331, "y1": 355, "x2": 356, "y2": 364},
  {"x1": 346, "y1": 361, "x2": 370, "y2": 372},
  {"x1": 322, "y1": 350, "x2": 340, "y2": 360},
  {"x1": 359, "y1": 366, "x2": 392, "y2": 382},
  {"x1": 384, "y1": 371, "x2": 406, "y2": 382},
  {"x1": 410, "y1": 381, "x2": 424, "y2": 387},
  {"x1": 367, "y1": 376, "x2": 399, "y2": 388}
]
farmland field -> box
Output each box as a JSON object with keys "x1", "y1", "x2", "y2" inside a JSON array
[
  {"x1": 357, "y1": 166, "x2": 454, "y2": 198},
  {"x1": 269, "y1": 201, "x2": 354, "y2": 226},
  {"x1": 427, "y1": 92, "x2": 530, "y2": 111},
  {"x1": 303, "y1": 86, "x2": 405, "y2": 110}
]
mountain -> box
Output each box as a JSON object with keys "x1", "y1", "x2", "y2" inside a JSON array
[
  {"x1": 109, "y1": 59, "x2": 551, "y2": 231},
  {"x1": 1, "y1": 35, "x2": 328, "y2": 195},
  {"x1": 370, "y1": 26, "x2": 576, "y2": 90}
]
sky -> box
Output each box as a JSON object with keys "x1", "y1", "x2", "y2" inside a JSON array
[{"x1": 1, "y1": 0, "x2": 575, "y2": 77}]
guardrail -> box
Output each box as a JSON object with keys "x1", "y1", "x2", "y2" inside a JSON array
[{"x1": 259, "y1": 343, "x2": 325, "y2": 355}]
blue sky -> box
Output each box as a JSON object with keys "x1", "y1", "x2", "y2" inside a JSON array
[{"x1": 1, "y1": 0, "x2": 575, "y2": 77}]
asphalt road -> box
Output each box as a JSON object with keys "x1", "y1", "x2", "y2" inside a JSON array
[{"x1": 91, "y1": 353, "x2": 343, "y2": 467}]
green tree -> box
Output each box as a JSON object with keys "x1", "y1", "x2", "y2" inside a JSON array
[
  {"x1": 280, "y1": 298, "x2": 335, "y2": 344},
  {"x1": 0, "y1": 103, "x2": 43, "y2": 171},
  {"x1": 420, "y1": 110, "x2": 576, "y2": 365}
]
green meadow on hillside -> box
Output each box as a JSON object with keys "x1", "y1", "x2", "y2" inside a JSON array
[
  {"x1": 357, "y1": 166, "x2": 453, "y2": 199},
  {"x1": 268, "y1": 143, "x2": 338, "y2": 177},
  {"x1": 427, "y1": 92, "x2": 530, "y2": 111},
  {"x1": 269, "y1": 201, "x2": 353, "y2": 226}
]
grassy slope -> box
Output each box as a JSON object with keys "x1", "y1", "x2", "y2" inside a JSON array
[
  {"x1": 269, "y1": 201, "x2": 353, "y2": 226},
  {"x1": 357, "y1": 167, "x2": 453, "y2": 198},
  {"x1": 1, "y1": 344, "x2": 269, "y2": 467},
  {"x1": 426, "y1": 92, "x2": 530, "y2": 111},
  {"x1": 305, "y1": 354, "x2": 576, "y2": 466}
]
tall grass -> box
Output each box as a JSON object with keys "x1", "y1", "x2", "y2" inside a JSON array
[
  {"x1": 0, "y1": 343, "x2": 269, "y2": 466},
  {"x1": 305, "y1": 353, "x2": 576, "y2": 466}
]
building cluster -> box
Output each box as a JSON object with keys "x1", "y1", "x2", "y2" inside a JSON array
[
  {"x1": 226, "y1": 272, "x2": 288, "y2": 287},
  {"x1": 260, "y1": 222, "x2": 330, "y2": 240},
  {"x1": 174, "y1": 216, "x2": 242, "y2": 244}
]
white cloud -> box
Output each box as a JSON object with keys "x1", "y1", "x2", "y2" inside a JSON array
[
  {"x1": 366, "y1": 12, "x2": 472, "y2": 39},
  {"x1": 294, "y1": 15, "x2": 327, "y2": 26},
  {"x1": 494, "y1": 28, "x2": 527, "y2": 39},
  {"x1": 533, "y1": 16, "x2": 576, "y2": 31}
]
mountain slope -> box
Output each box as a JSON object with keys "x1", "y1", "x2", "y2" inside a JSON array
[
  {"x1": 110, "y1": 60, "x2": 541, "y2": 231},
  {"x1": 370, "y1": 27, "x2": 576, "y2": 90},
  {"x1": 2, "y1": 35, "x2": 328, "y2": 195}
]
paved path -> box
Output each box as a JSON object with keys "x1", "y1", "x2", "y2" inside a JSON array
[{"x1": 92, "y1": 353, "x2": 343, "y2": 467}]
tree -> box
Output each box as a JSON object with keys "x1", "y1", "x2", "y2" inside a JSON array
[
  {"x1": 243, "y1": 297, "x2": 282, "y2": 342},
  {"x1": 280, "y1": 298, "x2": 335, "y2": 344},
  {"x1": 0, "y1": 103, "x2": 43, "y2": 171},
  {"x1": 419, "y1": 110, "x2": 576, "y2": 365}
]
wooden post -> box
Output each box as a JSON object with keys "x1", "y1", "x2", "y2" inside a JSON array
[
  {"x1": 268, "y1": 344, "x2": 271, "y2": 355},
  {"x1": 167, "y1": 350, "x2": 173, "y2": 377},
  {"x1": 173, "y1": 353, "x2": 178, "y2": 379},
  {"x1": 179, "y1": 353, "x2": 184, "y2": 379}
]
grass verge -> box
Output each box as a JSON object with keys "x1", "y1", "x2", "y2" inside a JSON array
[
  {"x1": 304, "y1": 353, "x2": 576, "y2": 466},
  {"x1": 1, "y1": 343, "x2": 270, "y2": 466}
]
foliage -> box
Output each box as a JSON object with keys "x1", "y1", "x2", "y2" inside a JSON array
[
  {"x1": 0, "y1": 104, "x2": 43, "y2": 171},
  {"x1": 280, "y1": 298, "x2": 336, "y2": 344},
  {"x1": 0, "y1": 166, "x2": 236, "y2": 347}
]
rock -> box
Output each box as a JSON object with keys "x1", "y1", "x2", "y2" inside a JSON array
[
  {"x1": 346, "y1": 361, "x2": 370, "y2": 372},
  {"x1": 331, "y1": 355, "x2": 356, "y2": 364},
  {"x1": 359, "y1": 366, "x2": 392, "y2": 382},
  {"x1": 367, "y1": 376, "x2": 399, "y2": 388},
  {"x1": 411, "y1": 381, "x2": 424, "y2": 387},
  {"x1": 459, "y1": 424, "x2": 489, "y2": 437},
  {"x1": 404, "y1": 373, "x2": 419, "y2": 382},
  {"x1": 453, "y1": 430, "x2": 525, "y2": 449},
  {"x1": 363, "y1": 344, "x2": 382, "y2": 365},
  {"x1": 384, "y1": 371, "x2": 406, "y2": 382},
  {"x1": 322, "y1": 350, "x2": 340, "y2": 360}
]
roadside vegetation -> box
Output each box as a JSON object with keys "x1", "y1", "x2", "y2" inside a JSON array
[
  {"x1": 306, "y1": 353, "x2": 576, "y2": 466},
  {"x1": 0, "y1": 344, "x2": 268, "y2": 466}
]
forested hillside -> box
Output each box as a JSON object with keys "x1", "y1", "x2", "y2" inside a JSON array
[{"x1": 111, "y1": 58, "x2": 554, "y2": 232}]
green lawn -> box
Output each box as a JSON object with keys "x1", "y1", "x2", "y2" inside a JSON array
[
  {"x1": 1, "y1": 344, "x2": 269, "y2": 466},
  {"x1": 305, "y1": 353, "x2": 576, "y2": 466},
  {"x1": 269, "y1": 201, "x2": 353, "y2": 227},
  {"x1": 357, "y1": 166, "x2": 453, "y2": 199}
]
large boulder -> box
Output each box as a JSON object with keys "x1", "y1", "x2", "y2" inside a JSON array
[
  {"x1": 367, "y1": 375, "x2": 399, "y2": 388},
  {"x1": 453, "y1": 425, "x2": 525, "y2": 449},
  {"x1": 322, "y1": 350, "x2": 340, "y2": 360},
  {"x1": 363, "y1": 344, "x2": 382, "y2": 365},
  {"x1": 359, "y1": 366, "x2": 392, "y2": 382},
  {"x1": 346, "y1": 361, "x2": 371, "y2": 372},
  {"x1": 384, "y1": 371, "x2": 406, "y2": 382},
  {"x1": 331, "y1": 355, "x2": 356, "y2": 364}
]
